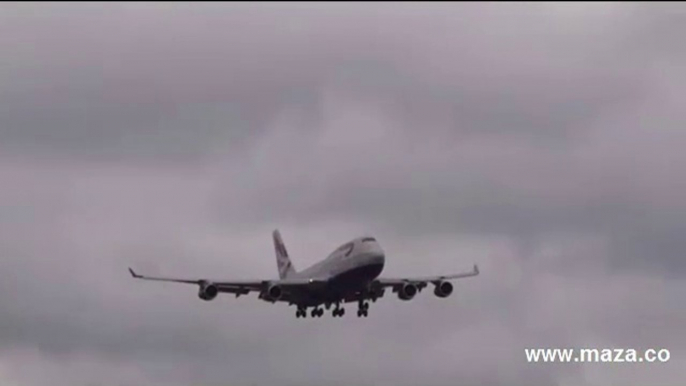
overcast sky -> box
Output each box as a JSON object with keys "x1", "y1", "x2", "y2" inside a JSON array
[{"x1": 1, "y1": 2, "x2": 685, "y2": 386}]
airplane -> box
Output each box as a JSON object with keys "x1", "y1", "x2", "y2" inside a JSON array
[{"x1": 128, "y1": 230, "x2": 480, "y2": 318}]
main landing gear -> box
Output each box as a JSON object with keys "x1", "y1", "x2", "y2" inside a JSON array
[
  {"x1": 294, "y1": 300, "x2": 370, "y2": 318},
  {"x1": 294, "y1": 305, "x2": 346, "y2": 318},
  {"x1": 295, "y1": 306, "x2": 324, "y2": 318},
  {"x1": 332, "y1": 302, "x2": 345, "y2": 318},
  {"x1": 357, "y1": 300, "x2": 369, "y2": 318}
]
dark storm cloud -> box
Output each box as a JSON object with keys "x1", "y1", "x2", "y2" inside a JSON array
[
  {"x1": 1, "y1": 3, "x2": 685, "y2": 386},
  {"x1": 0, "y1": 3, "x2": 647, "y2": 158}
]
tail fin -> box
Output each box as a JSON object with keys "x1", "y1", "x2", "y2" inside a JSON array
[{"x1": 273, "y1": 229, "x2": 296, "y2": 279}]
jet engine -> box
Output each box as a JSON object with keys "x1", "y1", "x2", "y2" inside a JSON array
[
  {"x1": 397, "y1": 283, "x2": 418, "y2": 301},
  {"x1": 198, "y1": 282, "x2": 218, "y2": 301},
  {"x1": 433, "y1": 281, "x2": 453, "y2": 298},
  {"x1": 265, "y1": 284, "x2": 284, "y2": 301}
]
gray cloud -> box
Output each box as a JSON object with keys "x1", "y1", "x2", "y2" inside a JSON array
[{"x1": 1, "y1": 3, "x2": 685, "y2": 386}]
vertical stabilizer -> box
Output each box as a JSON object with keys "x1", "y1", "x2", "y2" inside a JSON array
[{"x1": 273, "y1": 229, "x2": 296, "y2": 279}]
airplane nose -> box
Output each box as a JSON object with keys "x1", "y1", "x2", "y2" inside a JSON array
[
  {"x1": 370, "y1": 252, "x2": 385, "y2": 266},
  {"x1": 359, "y1": 240, "x2": 385, "y2": 266},
  {"x1": 369, "y1": 245, "x2": 385, "y2": 266}
]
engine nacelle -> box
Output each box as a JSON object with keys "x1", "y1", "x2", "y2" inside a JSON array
[
  {"x1": 198, "y1": 282, "x2": 218, "y2": 301},
  {"x1": 398, "y1": 283, "x2": 418, "y2": 301},
  {"x1": 265, "y1": 284, "x2": 284, "y2": 301},
  {"x1": 433, "y1": 281, "x2": 454, "y2": 298}
]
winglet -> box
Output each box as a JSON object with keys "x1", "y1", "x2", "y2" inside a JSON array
[
  {"x1": 473, "y1": 264, "x2": 479, "y2": 275},
  {"x1": 128, "y1": 267, "x2": 141, "y2": 278}
]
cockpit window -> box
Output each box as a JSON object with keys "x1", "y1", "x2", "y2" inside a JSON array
[
  {"x1": 335, "y1": 242, "x2": 354, "y2": 257},
  {"x1": 361, "y1": 237, "x2": 376, "y2": 243}
]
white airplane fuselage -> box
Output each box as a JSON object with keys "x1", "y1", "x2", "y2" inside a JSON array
[
  {"x1": 293, "y1": 237, "x2": 385, "y2": 285},
  {"x1": 271, "y1": 236, "x2": 386, "y2": 306}
]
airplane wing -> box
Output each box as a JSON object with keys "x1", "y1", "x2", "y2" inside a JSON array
[
  {"x1": 334, "y1": 265, "x2": 480, "y2": 304},
  {"x1": 127, "y1": 268, "x2": 327, "y2": 296},
  {"x1": 374, "y1": 264, "x2": 480, "y2": 287}
]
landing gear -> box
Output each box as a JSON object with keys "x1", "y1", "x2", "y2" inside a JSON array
[
  {"x1": 295, "y1": 300, "x2": 369, "y2": 318},
  {"x1": 296, "y1": 306, "x2": 324, "y2": 318},
  {"x1": 332, "y1": 302, "x2": 345, "y2": 317},
  {"x1": 357, "y1": 300, "x2": 369, "y2": 317}
]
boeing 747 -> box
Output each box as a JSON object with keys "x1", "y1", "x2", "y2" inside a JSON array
[{"x1": 128, "y1": 230, "x2": 479, "y2": 318}]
